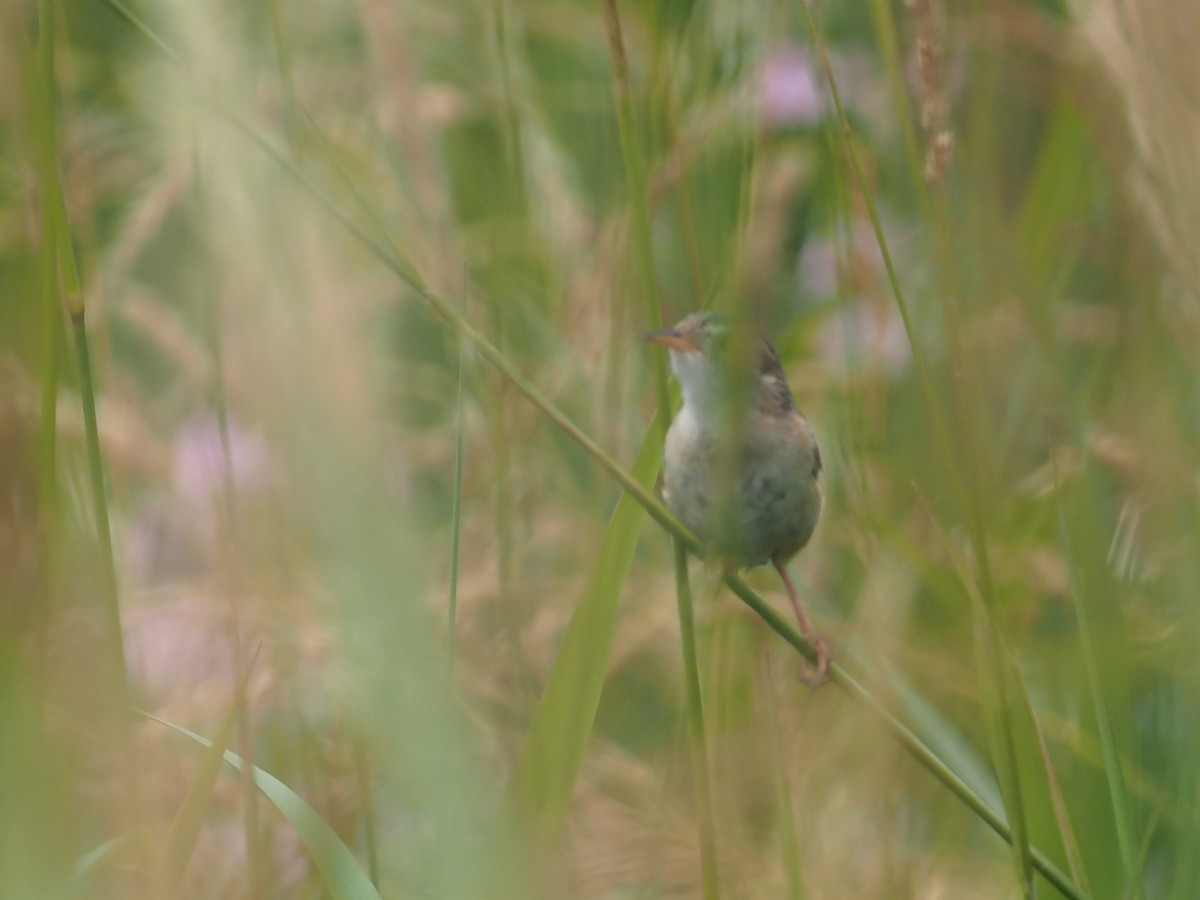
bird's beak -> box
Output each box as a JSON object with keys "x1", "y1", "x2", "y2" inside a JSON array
[{"x1": 643, "y1": 328, "x2": 700, "y2": 353}]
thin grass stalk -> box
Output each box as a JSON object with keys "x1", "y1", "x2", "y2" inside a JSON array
[
  {"x1": 48, "y1": 138, "x2": 81, "y2": 301},
  {"x1": 448, "y1": 330, "x2": 467, "y2": 676},
  {"x1": 672, "y1": 147, "x2": 709, "y2": 308},
  {"x1": 97, "y1": 10, "x2": 1092, "y2": 894},
  {"x1": 927, "y1": 80, "x2": 1042, "y2": 888},
  {"x1": 722, "y1": 547, "x2": 1080, "y2": 900},
  {"x1": 912, "y1": 1, "x2": 1038, "y2": 885},
  {"x1": 959, "y1": 0, "x2": 1001, "y2": 236},
  {"x1": 34, "y1": 0, "x2": 61, "y2": 600},
  {"x1": 42, "y1": 0, "x2": 127, "y2": 711},
  {"x1": 190, "y1": 141, "x2": 266, "y2": 896},
  {"x1": 602, "y1": 2, "x2": 721, "y2": 896},
  {"x1": 715, "y1": 117, "x2": 759, "y2": 511},
  {"x1": 765, "y1": 660, "x2": 806, "y2": 900},
  {"x1": 600, "y1": 0, "x2": 720, "y2": 897},
  {"x1": 820, "y1": 120, "x2": 867, "y2": 503},
  {"x1": 492, "y1": 0, "x2": 527, "y2": 197},
  {"x1": 486, "y1": 0, "x2": 534, "y2": 697},
  {"x1": 37, "y1": 10, "x2": 142, "y2": 879},
  {"x1": 662, "y1": 63, "x2": 707, "y2": 306},
  {"x1": 67, "y1": 283, "x2": 143, "y2": 880},
  {"x1": 800, "y1": 1, "x2": 1037, "y2": 887},
  {"x1": 1123, "y1": 811, "x2": 1158, "y2": 900},
  {"x1": 673, "y1": 541, "x2": 721, "y2": 900},
  {"x1": 264, "y1": 0, "x2": 300, "y2": 149},
  {"x1": 797, "y1": 0, "x2": 966, "y2": 519},
  {"x1": 732, "y1": 118, "x2": 757, "y2": 306},
  {"x1": 865, "y1": 0, "x2": 930, "y2": 210},
  {"x1": 487, "y1": 329, "x2": 532, "y2": 696},
  {"x1": 1011, "y1": 658, "x2": 1091, "y2": 893},
  {"x1": 69, "y1": 308, "x2": 128, "y2": 690},
  {"x1": 646, "y1": 31, "x2": 714, "y2": 304},
  {"x1": 950, "y1": 476, "x2": 1034, "y2": 895},
  {"x1": 1034, "y1": 709, "x2": 1179, "y2": 829},
  {"x1": 800, "y1": 0, "x2": 1005, "y2": 625},
  {"x1": 600, "y1": 0, "x2": 669, "y2": 367},
  {"x1": 353, "y1": 740, "x2": 381, "y2": 887},
  {"x1": 294, "y1": 107, "x2": 427, "y2": 290},
  {"x1": 973, "y1": 608, "x2": 1035, "y2": 897},
  {"x1": 918, "y1": 476, "x2": 1036, "y2": 895},
  {"x1": 1056, "y1": 481, "x2": 1144, "y2": 900}
]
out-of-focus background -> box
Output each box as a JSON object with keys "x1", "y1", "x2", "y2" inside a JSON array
[{"x1": 2, "y1": 0, "x2": 1198, "y2": 897}]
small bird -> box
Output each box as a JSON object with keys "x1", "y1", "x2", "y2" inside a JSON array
[{"x1": 645, "y1": 311, "x2": 829, "y2": 685}]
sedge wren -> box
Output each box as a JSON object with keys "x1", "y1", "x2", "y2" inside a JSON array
[{"x1": 646, "y1": 312, "x2": 829, "y2": 685}]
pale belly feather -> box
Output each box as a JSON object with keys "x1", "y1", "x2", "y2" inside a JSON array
[{"x1": 662, "y1": 406, "x2": 822, "y2": 567}]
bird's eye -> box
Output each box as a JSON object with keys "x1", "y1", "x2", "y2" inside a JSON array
[
  {"x1": 709, "y1": 331, "x2": 728, "y2": 354},
  {"x1": 702, "y1": 319, "x2": 729, "y2": 353}
]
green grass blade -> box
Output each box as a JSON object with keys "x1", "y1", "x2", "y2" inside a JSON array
[
  {"x1": 71, "y1": 836, "x2": 124, "y2": 886},
  {"x1": 70, "y1": 310, "x2": 128, "y2": 692},
  {"x1": 163, "y1": 654, "x2": 259, "y2": 887},
  {"x1": 509, "y1": 414, "x2": 664, "y2": 845},
  {"x1": 673, "y1": 541, "x2": 721, "y2": 900},
  {"x1": 1015, "y1": 100, "x2": 1095, "y2": 291},
  {"x1": 70, "y1": 300, "x2": 135, "y2": 782},
  {"x1": 1057, "y1": 482, "x2": 1144, "y2": 900},
  {"x1": 972, "y1": 608, "x2": 1034, "y2": 897},
  {"x1": 765, "y1": 662, "x2": 807, "y2": 900},
  {"x1": 43, "y1": 0, "x2": 129, "y2": 714},
  {"x1": 146, "y1": 713, "x2": 382, "y2": 900},
  {"x1": 447, "y1": 330, "x2": 467, "y2": 677},
  {"x1": 1010, "y1": 662, "x2": 1091, "y2": 895},
  {"x1": 924, "y1": 507, "x2": 1035, "y2": 895},
  {"x1": 33, "y1": 0, "x2": 62, "y2": 545},
  {"x1": 880, "y1": 660, "x2": 1004, "y2": 814},
  {"x1": 866, "y1": 0, "x2": 925, "y2": 201}
]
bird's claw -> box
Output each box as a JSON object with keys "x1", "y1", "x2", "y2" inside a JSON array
[{"x1": 797, "y1": 635, "x2": 831, "y2": 687}]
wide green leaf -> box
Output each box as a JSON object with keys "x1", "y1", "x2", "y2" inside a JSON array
[
  {"x1": 508, "y1": 414, "x2": 665, "y2": 845},
  {"x1": 146, "y1": 713, "x2": 382, "y2": 900}
]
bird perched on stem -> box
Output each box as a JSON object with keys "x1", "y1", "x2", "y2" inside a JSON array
[{"x1": 645, "y1": 311, "x2": 829, "y2": 685}]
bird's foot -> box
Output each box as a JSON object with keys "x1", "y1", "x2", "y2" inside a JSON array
[{"x1": 797, "y1": 633, "x2": 831, "y2": 687}]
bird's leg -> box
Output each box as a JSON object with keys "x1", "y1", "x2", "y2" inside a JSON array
[{"x1": 773, "y1": 559, "x2": 830, "y2": 686}]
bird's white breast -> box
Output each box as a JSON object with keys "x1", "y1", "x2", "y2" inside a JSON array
[{"x1": 662, "y1": 402, "x2": 821, "y2": 567}]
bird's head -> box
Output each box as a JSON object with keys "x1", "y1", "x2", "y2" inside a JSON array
[
  {"x1": 643, "y1": 312, "x2": 728, "y2": 407},
  {"x1": 642, "y1": 311, "x2": 728, "y2": 357},
  {"x1": 644, "y1": 312, "x2": 794, "y2": 414}
]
